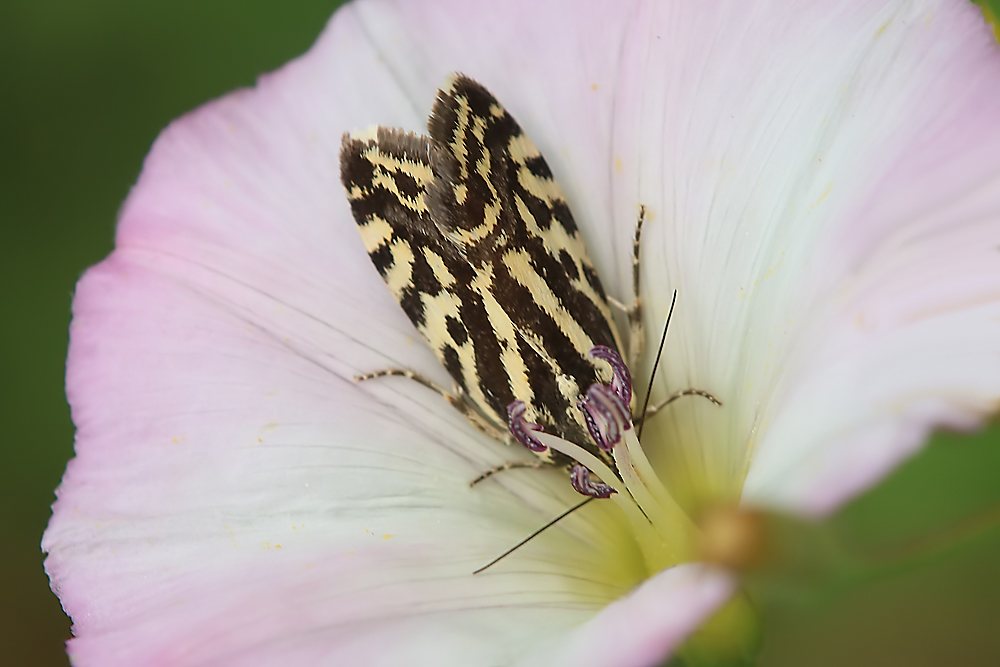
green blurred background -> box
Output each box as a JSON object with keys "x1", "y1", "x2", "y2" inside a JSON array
[{"x1": 1, "y1": 2, "x2": 998, "y2": 665}]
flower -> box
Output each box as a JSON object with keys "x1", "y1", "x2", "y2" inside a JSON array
[{"x1": 43, "y1": 0, "x2": 1000, "y2": 665}]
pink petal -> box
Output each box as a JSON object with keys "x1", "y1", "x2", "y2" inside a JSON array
[
  {"x1": 44, "y1": 3, "x2": 651, "y2": 664},
  {"x1": 49, "y1": 227, "x2": 638, "y2": 666},
  {"x1": 515, "y1": 564, "x2": 735, "y2": 667}
]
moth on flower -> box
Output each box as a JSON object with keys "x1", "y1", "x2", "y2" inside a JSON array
[
  {"x1": 43, "y1": 1, "x2": 1000, "y2": 665},
  {"x1": 340, "y1": 74, "x2": 651, "y2": 499}
]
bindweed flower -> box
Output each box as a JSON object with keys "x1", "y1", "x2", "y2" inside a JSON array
[{"x1": 43, "y1": 0, "x2": 1000, "y2": 665}]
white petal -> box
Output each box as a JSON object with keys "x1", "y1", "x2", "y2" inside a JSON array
[{"x1": 607, "y1": 0, "x2": 1000, "y2": 513}]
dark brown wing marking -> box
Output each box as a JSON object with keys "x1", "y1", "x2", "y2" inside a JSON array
[{"x1": 340, "y1": 74, "x2": 625, "y2": 464}]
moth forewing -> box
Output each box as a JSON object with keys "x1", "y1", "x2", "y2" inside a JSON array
[{"x1": 341, "y1": 73, "x2": 629, "y2": 468}]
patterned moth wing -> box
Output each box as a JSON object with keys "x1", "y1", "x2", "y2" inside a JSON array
[{"x1": 340, "y1": 74, "x2": 626, "y2": 465}]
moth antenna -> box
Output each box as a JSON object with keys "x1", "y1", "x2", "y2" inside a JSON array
[
  {"x1": 637, "y1": 290, "x2": 678, "y2": 440},
  {"x1": 473, "y1": 497, "x2": 596, "y2": 574}
]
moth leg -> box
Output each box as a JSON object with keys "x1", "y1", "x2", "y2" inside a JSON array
[
  {"x1": 637, "y1": 387, "x2": 723, "y2": 427},
  {"x1": 354, "y1": 369, "x2": 507, "y2": 441},
  {"x1": 469, "y1": 460, "x2": 552, "y2": 487},
  {"x1": 607, "y1": 206, "x2": 645, "y2": 369}
]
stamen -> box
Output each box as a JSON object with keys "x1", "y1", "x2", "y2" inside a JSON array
[
  {"x1": 612, "y1": 436, "x2": 672, "y2": 533},
  {"x1": 589, "y1": 345, "x2": 632, "y2": 405},
  {"x1": 570, "y1": 463, "x2": 616, "y2": 498},
  {"x1": 534, "y1": 429, "x2": 678, "y2": 566},
  {"x1": 506, "y1": 400, "x2": 547, "y2": 452}
]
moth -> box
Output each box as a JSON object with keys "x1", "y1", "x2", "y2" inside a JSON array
[{"x1": 340, "y1": 74, "x2": 642, "y2": 497}]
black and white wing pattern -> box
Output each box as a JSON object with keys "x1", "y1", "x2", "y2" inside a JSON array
[{"x1": 340, "y1": 74, "x2": 625, "y2": 463}]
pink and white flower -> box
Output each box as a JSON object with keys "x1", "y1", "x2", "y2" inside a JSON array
[{"x1": 44, "y1": 0, "x2": 1000, "y2": 665}]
